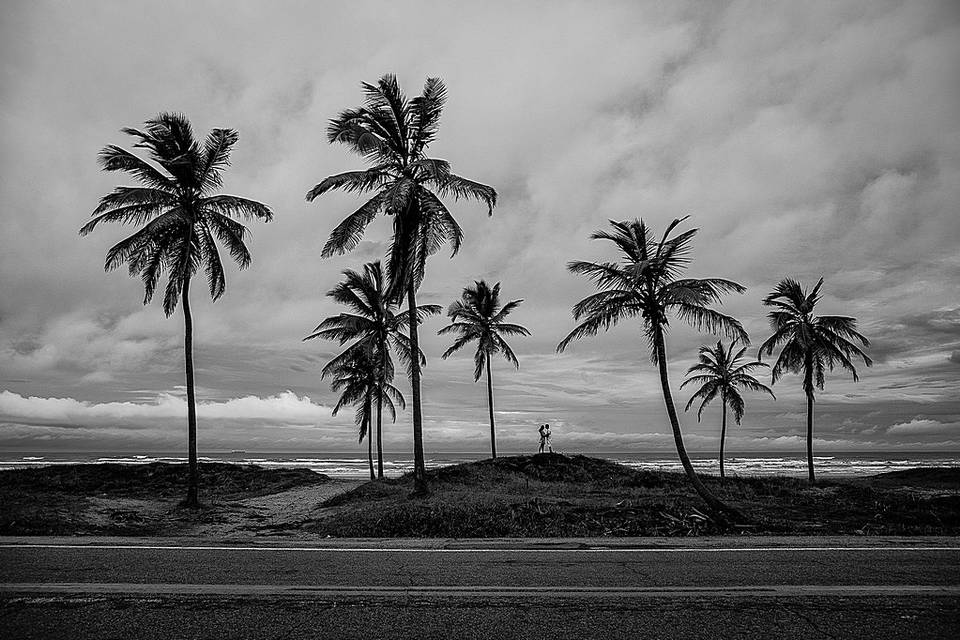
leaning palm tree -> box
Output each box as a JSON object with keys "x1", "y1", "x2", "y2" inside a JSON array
[
  {"x1": 557, "y1": 217, "x2": 747, "y2": 517},
  {"x1": 439, "y1": 280, "x2": 530, "y2": 458},
  {"x1": 306, "y1": 74, "x2": 497, "y2": 493},
  {"x1": 327, "y1": 348, "x2": 404, "y2": 481},
  {"x1": 305, "y1": 261, "x2": 439, "y2": 478},
  {"x1": 80, "y1": 113, "x2": 273, "y2": 507},
  {"x1": 681, "y1": 340, "x2": 775, "y2": 480},
  {"x1": 758, "y1": 278, "x2": 871, "y2": 484}
]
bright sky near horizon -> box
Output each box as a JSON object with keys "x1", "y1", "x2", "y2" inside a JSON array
[{"x1": 1, "y1": 0, "x2": 958, "y2": 455}]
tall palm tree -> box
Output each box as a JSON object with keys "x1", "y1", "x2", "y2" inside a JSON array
[
  {"x1": 80, "y1": 113, "x2": 273, "y2": 507},
  {"x1": 681, "y1": 340, "x2": 775, "y2": 479},
  {"x1": 439, "y1": 280, "x2": 530, "y2": 458},
  {"x1": 758, "y1": 278, "x2": 871, "y2": 484},
  {"x1": 304, "y1": 261, "x2": 439, "y2": 478},
  {"x1": 327, "y1": 348, "x2": 404, "y2": 481},
  {"x1": 557, "y1": 217, "x2": 747, "y2": 518},
  {"x1": 306, "y1": 74, "x2": 497, "y2": 493}
]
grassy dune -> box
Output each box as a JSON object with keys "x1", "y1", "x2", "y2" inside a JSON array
[
  {"x1": 306, "y1": 454, "x2": 960, "y2": 537},
  {"x1": 1, "y1": 455, "x2": 958, "y2": 537},
  {"x1": 0, "y1": 463, "x2": 326, "y2": 536}
]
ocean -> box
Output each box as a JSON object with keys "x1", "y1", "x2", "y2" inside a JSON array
[{"x1": 1, "y1": 450, "x2": 957, "y2": 479}]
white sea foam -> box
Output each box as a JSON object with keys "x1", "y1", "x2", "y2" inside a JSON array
[{"x1": 0, "y1": 452, "x2": 956, "y2": 479}]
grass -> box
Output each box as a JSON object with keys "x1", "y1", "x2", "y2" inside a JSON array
[
  {"x1": 1, "y1": 455, "x2": 958, "y2": 537},
  {"x1": 0, "y1": 462, "x2": 326, "y2": 536},
  {"x1": 305, "y1": 453, "x2": 960, "y2": 537}
]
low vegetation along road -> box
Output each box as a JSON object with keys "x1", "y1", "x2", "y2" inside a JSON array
[{"x1": 1, "y1": 536, "x2": 958, "y2": 639}]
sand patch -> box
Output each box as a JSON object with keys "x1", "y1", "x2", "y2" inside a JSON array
[{"x1": 185, "y1": 479, "x2": 364, "y2": 538}]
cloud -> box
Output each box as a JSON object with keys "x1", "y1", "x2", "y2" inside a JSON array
[
  {"x1": 1, "y1": 1, "x2": 959, "y2": 454},
  {"x1": 1, "y1": 308, "x2": 178, "y2": 382},
  {"x1": 0, "y1": 390, "x2": 332, "y2": 426},
  {"x1": 886, "y1": 418, "x2": 960, "y2": 436}
]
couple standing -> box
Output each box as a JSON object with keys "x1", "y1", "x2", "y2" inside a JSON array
[{"x1": 537, "y1": 423, "x2": 553, "y2": 453}]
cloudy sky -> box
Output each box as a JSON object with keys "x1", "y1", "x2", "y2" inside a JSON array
[{"x1": 1, "y1": 0, "x2": 958, "y2": 457}]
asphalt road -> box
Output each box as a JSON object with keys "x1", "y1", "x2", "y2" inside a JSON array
[{"x1": 1, "y1": 537, "x2": 958, "y2": 639}]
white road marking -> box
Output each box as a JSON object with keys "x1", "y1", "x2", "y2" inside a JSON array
[
  {"x1": 1, "y1": 544, "x2": 958, "y2": 553},
  {"x1": 1, "y1": 583, "x2": 958, "y2": 598}
]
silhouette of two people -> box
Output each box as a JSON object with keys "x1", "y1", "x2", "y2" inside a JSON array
[{"x1": 537, "y1": 423, "x2": 552, "y2": 454}]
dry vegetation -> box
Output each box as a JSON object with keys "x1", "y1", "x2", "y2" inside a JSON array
[
  {"x1": 2, "y1": 455, "x2": 958, "y2": 537},
  {"x1": 0, "y1": 463, "x2": 329, "y2": 536},
  {"x1": 306, "y1": 454, "x2": 960, "y2": 537}
]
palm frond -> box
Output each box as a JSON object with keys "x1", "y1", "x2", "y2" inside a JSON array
[
  {"x1": 104, "y1": 211, "x2": 184, "y2": 271},
  {"x1": 306, "y1": 167, "x2": 391, "y2": 201},
  {"x1": 200, "y1": 195, "x2": 273, "y2": 222},
  {"x1": 199, "y1": 128, "x2": 239, "y2": 192},
  {"x1": 494, "y1": 335, "x2": 520, "y2": 369},
  {"x1": 433, "y1": 173, "x2": 497, "y2": 215},
  {"x1": 97, "y1": 145, "x2": 174, "y2": 190},
  {"x1": 80, "y1": 202, "x2": 170, "y2": 236},
  {"x1": 557, "y1": 305, "x2": 628, "y2": 352},
  {"x1": 91, "y1": 186, "x2": 176, "y2": 216},
  {"x1": 320, "y1": 192, "x2": 385, "y2": 258},
  {"x1": 672, "y1": 303, "x2": 749, "y2": 342},
  {"x1": 193, "y1": 224, "x2": 224, "y2": 300},
  {"x1": 205, "y1": 213, "x2": 251, "y2": 269},
  {"x1": 727, "y1": 388, "x2": 746, "y2": 423},
  {"x1": 441, "y1": 333, "x2": 475, "y2": 359},
  {"x1": 410, "y1": 77, "x2": 447, "y2": 153},
  {"x1": 473, "y1": 347, "x2": 486, "y2": 381}
]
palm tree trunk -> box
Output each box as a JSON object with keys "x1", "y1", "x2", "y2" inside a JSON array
[
  {"x1": 377, "y1": 347, "x2": 385, "y2": 479},
  {"x1": 719, "y1": 397, "x2": 727, "y2": 481},
  {"x1": 653, "y1": 328, "x2": 737, "y2": 519},
  {"x1": 366, "y1": 395, "x2": 374, "y2": 481},
  {"x1": 407, "y1": 280, "x2": 427, "y2": 494},
  {"x1": 376, "y1": 391, "x2": 384, "y2": 480},
  {"x1": 486, "y1": 352, "x2": 496, "y2": 459},
  {"x1": 804, "y1": 358, "x2": 816, "y2": 485},
  {"x1": 182, "y1": 277, "x2": 199, "y2": 508},
  {"x1": 806, "y1": 389, "x2": 815, "y2": 485}
]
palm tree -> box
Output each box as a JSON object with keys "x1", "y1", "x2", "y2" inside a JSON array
[
  {"x1": 557, "y1": 217, "x2": 747, "y2": 518},
  {"x1": 306, "y1": 74, "x2": 497, "y2": 493},
  {"x1": 439, "y1": 280, "x2": 530, "y2": 458},
  {"x1": 681, "y1": 340, "x2": 775, "y2": 480},
  {"x1": 304, "y1": 261, "x2": 439, "y2": 478},
  {"x1": 80, "y1": 113, "x2": 273, "y2": 507},
  {"x1": 758, "y1": 278, "x2": 871, "y2": 484},
  {"x1": 327, "y1": 348, "x2": 404, "y2": 481}
]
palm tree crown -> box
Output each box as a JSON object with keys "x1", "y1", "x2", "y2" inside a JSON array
[
  {"x1": 682, "y1": 340, "x2": 774, "y2": 423},
  {"x1": 81, "y1": 112, "x2": 273, "y2": 315},
  {"x1": 440, "y1": 280, "x2": 530, "y2": 380},
  {"x1": 305, "y1": 261, "x2": 440, "y2": 378},
  {"x1": 758, "y1": 278, "x2": 872, "y2": 394},
  {"x1": 307, "y1": 74, "x2": 496, "y2": 298},
  {"x1": 327, "y1": 348, "x2": 404, "y2": 441},
  {"x1": 558, "y1": 217, "x2": 747, "y2": 518},
  {"x1": 557, "y1": 217, "x2": 748, "y2": 354}
]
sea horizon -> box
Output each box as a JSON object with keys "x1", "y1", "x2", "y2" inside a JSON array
[{"x1": 3, "y1": 449, "x2": 957, "y2": 480}]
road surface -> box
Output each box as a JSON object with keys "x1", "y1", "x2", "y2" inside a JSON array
[{"x1": 1, "y1": 537, "x2": 958, "y2": 639}]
